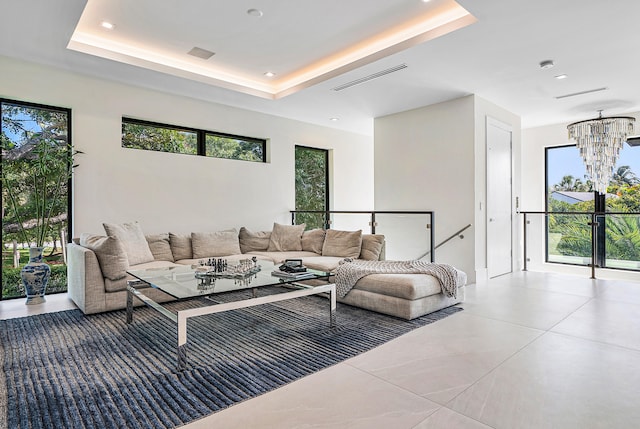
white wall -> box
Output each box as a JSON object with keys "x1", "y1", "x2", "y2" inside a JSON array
[
  {"x1": 374, "y1": 95, "x2": 522, "y2": 283},
  {"x1": 0, "y1": 56, "x2": 374, "y2": 236},
  {"x1": 374, "y1": 96, "x2": 477, "y2": 280},
  {"x1": 522, "y1": 112, "x2": 640, "y2": 281}
]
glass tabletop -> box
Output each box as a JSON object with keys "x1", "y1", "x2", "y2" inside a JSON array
[{"x1": 127, "y1": 259, "x2": 330, "y2": 300}]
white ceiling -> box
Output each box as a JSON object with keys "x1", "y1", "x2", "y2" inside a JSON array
[{"x1": 1, "y1": 0, "x2": 640, "y2": 136}]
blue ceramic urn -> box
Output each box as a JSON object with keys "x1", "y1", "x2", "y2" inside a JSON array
[{"x1": 21, "y1": 247, "x2": 51, "y2": 305}]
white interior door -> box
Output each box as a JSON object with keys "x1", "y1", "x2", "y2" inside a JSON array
[{"x1": 486, "y1": 117, "x2": 513, "y2": 278}]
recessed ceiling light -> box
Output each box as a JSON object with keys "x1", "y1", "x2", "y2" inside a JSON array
[
  {"x1": 264, "y1": 71, "x2": 276, "y2": 78},
  {"x1": 555, "y1": 74, "x2": 568, "y2": 80},
  {"x1": 539, "y1": 60, "x2": 554, "y2": 69},
  {"x1": 330, "y1": 118, "x2": 339, "y2": 122},
  {"x1": 247, "y1": 8, "x2": 263, "y2": 17},
  {"x1": 100, "y1": 21, "x2": 115, "y2": 30},
  {"x1": 421, "y1": 0, "x2": 432, "y2": 3}
]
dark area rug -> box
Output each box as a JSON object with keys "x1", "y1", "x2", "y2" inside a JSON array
[{"x1": 1, "y1": 288, "x2": 462, "y2": 429}]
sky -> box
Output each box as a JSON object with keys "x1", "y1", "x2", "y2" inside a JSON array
[{"x1": 547, "y1": 144, "x2": 640, "y2": 188}]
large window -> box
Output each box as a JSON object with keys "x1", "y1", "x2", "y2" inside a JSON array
[
  {"x1": 122, "y1": 117, "x2": 266, "y2": 162},
  {"x1": 546, "y1": 144, "x2": 640, "y2": 270},
  {"x1": 295, "y1": 146, "x2": 329, "y2": 230},
  {"x1": 1, "y1": 100, "x2": 72, "y2": 299}
]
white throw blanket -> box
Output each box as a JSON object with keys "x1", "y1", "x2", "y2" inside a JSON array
[{"x1": 334, "y1": 259, "x2": 461, "y2": 299}]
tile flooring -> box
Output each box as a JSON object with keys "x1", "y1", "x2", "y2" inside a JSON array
[{"x1": 2, "y1": 271, "x2": 640, "y2": 428}]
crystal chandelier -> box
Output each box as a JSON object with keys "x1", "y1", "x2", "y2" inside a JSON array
[{"x1": 567, "y1": 111, "x2": 635, "y2": 194}]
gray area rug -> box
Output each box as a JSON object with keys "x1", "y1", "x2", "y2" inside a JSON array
[{"x1": 1, "y1": 287, "x2": 462, "y2": 429}]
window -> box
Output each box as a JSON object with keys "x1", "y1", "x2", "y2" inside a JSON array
[
  {"x1": 295, "y1": 146, "x2": 329, "y2": 230},
  {"x1": 1, "y1": 99, "x2": 72, "y2": 299},
  {"x1": 546, "y1": 144, "x2": 640, "y2": 270},
  {"x1": 122, "y1": 118, "x2": 266, "y2": 162},
  {"x1": 122, "y1": 120, "x2": 197, "y2": 155}
]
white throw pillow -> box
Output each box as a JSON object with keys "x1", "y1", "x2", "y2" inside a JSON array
[{"x1": 103, "y1": 221, "x2": 154, "y2": 265}]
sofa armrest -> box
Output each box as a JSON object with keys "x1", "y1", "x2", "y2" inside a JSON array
[{"x1": 67, "y1": 242, "x2": 108, "y2": 314}]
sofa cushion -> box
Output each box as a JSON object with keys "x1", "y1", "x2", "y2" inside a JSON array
[
  {"x1": 79, "y1": 233, "x2": 129, "y2": 281},
  {"x1": 267, "y1": 223, "x2": 305, "y2": 252},
  {"x1": 169, "y1": 233, "x2": 192, "y2": 260},
  {"x1": 239, "y1": 227, "x2": 271, "y2": 253},
  {"x1": 246, "y1": 251, "x2": 319, "y2": 264},
  {"x1": 299, "y1": 256, "x2": 343, "y2": 272},
  {"x1": 106, "y1": 260, "x2": 181, "y2": 293},
  {"x1": 360, "y1": 234, "x2": 385, "y2": 261},
  {"x1": 301, "y1": 229, "x2": 326, "y2": 254},
  {"x1": 191, "y1": 230, "x2": 242, "y2": 259},
  {"x1": 322, "y1": 229, "x2": 362, "y2": 258},
  {"x1": 353, "y1": 273, "x2": 449, "y2": 300},
  {"x1": 103, "y1": 221, "x2": 154, "y2": 265},
  {"x1": 145, "y1": 233, "x2": 174, "y2": 262}
]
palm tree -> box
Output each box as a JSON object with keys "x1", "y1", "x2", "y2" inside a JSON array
[{"x1": 611, "y1": 165, "x2": 639, "y2": 187}]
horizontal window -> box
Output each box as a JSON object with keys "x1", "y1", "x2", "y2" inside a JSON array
[{"x1": 122, "y1": 118, "x2": 266, "y2": 162}]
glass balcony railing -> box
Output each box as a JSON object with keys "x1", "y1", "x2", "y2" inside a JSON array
[
  {"x1": 290, "y1": 210, "x2": 435, "y2": 262},
  {"x1": 520, "y1": 210, "x2": 640, "y2": 278}
]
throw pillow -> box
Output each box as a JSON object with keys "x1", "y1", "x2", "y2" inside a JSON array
[
  {"x1": 169, "y1": 233, "x2": 192, "y2": 261},
  {"x1": 103, "y1": 221, "x2": 154, "y2": 265},
  {"x1": 359, "y1": 234, "x2": 385, "y2": 260},
  {"x1": 322, "y1": 229, "x2": 363, "y2": 258},
  {"x1": 239, "y1": 227, "x2": 271, "y2": 253},
  {"x1": 192, "y1": 229, "x2": 242, "y2": 259},
  {"x1": 145, "y1": 233, "x2": 174, "y2": 262},
  {"x1": 301, "y1": 229, "x2": 326, "y2": 254},
  {"x1": 79, "y1": 233, "x2": 129, "y2": 281},
  {"x1": 267, "y1": 223, "x2": 305, "y2": 252}
]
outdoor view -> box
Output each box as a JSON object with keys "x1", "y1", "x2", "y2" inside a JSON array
[
  {"x1": 1, "y1": 101, "x2": 71, "y2": 299},
  {"x1": 295, "y1": 146, "x2": 328, "y2": 230},
  {"x1": 547, "y1": 144, "x2": 640, "y2": 269}
]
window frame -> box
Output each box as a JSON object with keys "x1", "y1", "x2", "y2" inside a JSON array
[
  {"x1": 122, "y1": 117, "x2": 267, "y2": 162},
  {"x1": 1, "y1": 98, "x2": 73, "y2": 300},
  {"x1": 294, "y1": 145, "x2": 330, "y2": 229}
]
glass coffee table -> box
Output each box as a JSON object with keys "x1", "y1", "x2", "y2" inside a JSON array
[{"x1": 125, "y1": 259, "x2": 336, "y2": 370}]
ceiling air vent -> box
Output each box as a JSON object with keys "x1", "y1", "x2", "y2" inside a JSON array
[
  {"x1": 332, "y1": 64, "x2": 408, "y2": 91},
  {"x1": 187, "y1": 47, "x2": 215, "y2": 60},
  {"x1": 555, "y1": 87, "x2": 608, "y2": 99}
]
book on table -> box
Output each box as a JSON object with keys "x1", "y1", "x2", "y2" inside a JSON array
[{"x1": 271, "y1": 270, "x2": 317, "y2": 281}]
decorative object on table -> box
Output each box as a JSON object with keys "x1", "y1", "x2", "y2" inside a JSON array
[
  {"x1": 567, "y1": 111, "x2": 635, "y2": 194},
  {"x1": 194, "y1": 257, "x2": 261, "y2": 288},
  {"x1": 20, "y1": 246, "x2": 51, "y2": 304}
]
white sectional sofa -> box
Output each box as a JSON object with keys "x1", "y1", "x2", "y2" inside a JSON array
[{"x1": 67, "y1": 221, "x2": 465, "y2": 319}]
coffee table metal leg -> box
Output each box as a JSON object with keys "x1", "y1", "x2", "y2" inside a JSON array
[
  {"x1": 329, "y1": 284, "x2": 336, "y2": 327},
  {"x1": 126, "y1": 288, "x2": 133, "y2": 324},
  {"x1": 177, "y1": 312, "x2": 188, "y2": 370}
]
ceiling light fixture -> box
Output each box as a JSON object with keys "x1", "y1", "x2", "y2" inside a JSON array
[
  {"x1": 555, "y1": 74, "x2": 568, "y2": 80},
  {"x1": 247, "y1": 8, "x2": 263, "y2": 17},
  {"x1": 539, "y1": 60, "x2": 554, "y2": 69},
  {"x1": 264, "y1": 72, "x2": 276, "y2": 78},
  {"x1": 100, "y1": 21, "x2": 115, "y2": 30},
  {"x1": 330, "y1": 118, "x2": 339, "y2": 122},
  {"x1": 567, "y1": 111, "x2": 636, "y2": 194}
]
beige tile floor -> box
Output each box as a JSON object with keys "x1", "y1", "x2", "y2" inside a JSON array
[{"x1": 2, "y1": 271, "x2": 640, "y2": 428}]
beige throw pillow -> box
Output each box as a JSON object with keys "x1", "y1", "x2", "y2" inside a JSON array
[
  {"x1": 322, "y1": 229, "x2": 363, "y2": 258},
  {"x1": 145, "y1": 233, "x2": 174, "y2": 262},
  {"x1": 192, "y1": 229, "x2": 241, "y2": 259},
  {"x1": 267, "y1": 223, "x2": 305, "y2": 252},
  {"x1": 169, "y1": 233, "x2": 192, "y2": 260},
  {"x1": 80, "y1": 233, "x2": 129, "y2": 281},
  {"x1": 239, "y1": 227, "x2": 271, "y2": 253},
  {"x1": 301, "y1": 229, "x2": 326, "y2": 254},
  {"x1": 359, "y1": 234, "x2": 385, "y2": 260},
  {"x1": 103, "y1": 221, "x2": 154, "y2": 265}
]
